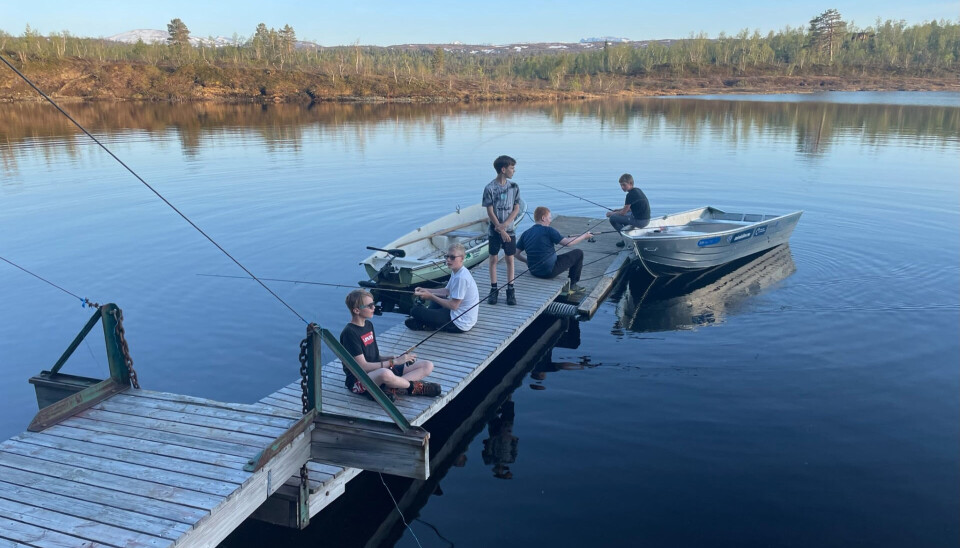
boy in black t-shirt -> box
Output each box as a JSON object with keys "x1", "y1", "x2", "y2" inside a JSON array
[
  {"x1": 607, "y1": 173, "x2": 651, "y2": 246},
  {"x1": 340, "y1": 290, "x2": 441, "y2": 399}
]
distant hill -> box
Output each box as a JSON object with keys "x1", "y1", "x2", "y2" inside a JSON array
[
  {"x1": 580, "y1": 36, "x2": 631, "y2": 43},
  {"x1": 103, "y1": 29, "x2": 647, "y2": 53}
]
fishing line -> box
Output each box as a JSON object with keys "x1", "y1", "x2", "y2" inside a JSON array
[
  {"x1": 0, "y1": 54, "x2": 308, "y2": 325},
  {"x1": 197, "y1": 273, "x2": 419, "y2": 295},
  {"x1": 379, "y1": 472, "x2": 424, "y2": 548},
  {"x1": 536, "y1": 181, "x2": 614, "y2": 211},
  {"x1": 415, "y1": 518, "x2": 455, "y2": 547},
  {"x1": 0, "y1": 255, "x2": 99, "y2": 308}
]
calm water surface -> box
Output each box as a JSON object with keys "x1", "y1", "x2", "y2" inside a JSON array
[{"x1": 1, "y1": 93, "x2": 957, "y2": 547}]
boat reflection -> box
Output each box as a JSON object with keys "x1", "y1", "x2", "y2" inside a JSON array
[{"x1": 616, "y1": 244, "x2": 796, "y2": 332}]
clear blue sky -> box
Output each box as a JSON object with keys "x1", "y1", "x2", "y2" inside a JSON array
[{"x1": 5, "y1": 1, "x2": 957, "y2": 46}]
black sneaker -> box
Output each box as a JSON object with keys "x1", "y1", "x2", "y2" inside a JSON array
[
  {"x1": 487, "y1": 288, "x2": 499, "y2": 305},
  {"x1": 407, "y1": 381, "x2": 442, "y2": 397},
  {"x1": 404, "y1": 318, "x2": 426, "y2": 331},
  {"x1": 506, "y1": 286, "x2": 517, "y2": 306},
  {"x1": 616, "y1": 240, "x2": 626, "y2": 248}
]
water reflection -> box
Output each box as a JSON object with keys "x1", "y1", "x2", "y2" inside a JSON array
[
  {"x1": 224, "y1": 317, "x2": 572, "y2": 548},
  {"x1": 616, "y1": 244, "x2": 797, "y2": 333},
  {"x1": 2, "y1": 96, "x2": 956, "y2": 172},
  {"x1": 481, "y1": 398, "x2": 518, "y2": 480}
]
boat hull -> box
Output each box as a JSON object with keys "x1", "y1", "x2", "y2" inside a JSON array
[
  {"x1": 624, "y1": 207, "x2": 802, "y2": 277},
  {"x1": 361, "y1": 200, "x2": 526, "y2": 288}
]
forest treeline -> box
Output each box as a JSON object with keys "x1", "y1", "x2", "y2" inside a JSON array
[{"x1": 1, "y1": 11, "x2": 957, "y2": 102}]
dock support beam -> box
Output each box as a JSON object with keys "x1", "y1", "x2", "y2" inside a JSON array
[{"x1": 312, "y1": 415, "x2": 430, "y2": 480}]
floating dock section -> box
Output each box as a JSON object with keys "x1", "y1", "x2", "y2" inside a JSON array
[{"x1": 0, "y1": 216, "x2": 633, "y2": 545}]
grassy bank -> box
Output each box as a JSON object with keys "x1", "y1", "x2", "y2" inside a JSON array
[{"x1": 1, "y1": 58, "x2": 957, "y2": 104}]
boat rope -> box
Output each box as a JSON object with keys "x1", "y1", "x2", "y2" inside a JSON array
[
  {"x1": 0, "y1": 53, "x2": 309, "y2": 325},
  {"x1": 0, "y1": 255, "x2": 100, "y2": 308},
  {"x1": 403, "y1": 216, "x2": 612, "y2": 352},
  {"x1": 379, "y1": 472, "x2": 424, "y2": 548}
]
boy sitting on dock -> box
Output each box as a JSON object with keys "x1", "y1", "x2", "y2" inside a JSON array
[
  {"x1": 406, "y1": 243, "x2": 480, "y2": 333},
  {"x1": 516, "y1": 206, "x2": 592, "y2": 294},
  {"x1": 341, "y1": 289, "x2": 441, "y2": 399},
  {"x1": 482, "y1": 155, "x2": 521, "y2": 305},
  {"x1": 606, "y1": 173, "x2": 651, "y2": 246}
]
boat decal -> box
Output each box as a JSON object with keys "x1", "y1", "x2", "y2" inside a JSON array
[
  {"x1": 697, "y1": 236, "x2": 721, "y2": 247},
  {"x1": 729, "y1": 229, "x2": 753, "y2": 243},
  {"x1": 753, "y1": 226, "x2": 767, "y2": 237}
]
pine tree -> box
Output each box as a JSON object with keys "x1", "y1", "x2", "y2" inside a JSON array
[
  {"x1": 808, "y1": 9, "x2": 847, "y2": 63},
  {"x1": 167, "y1": 18, "x2": 191, "y2": 47}
]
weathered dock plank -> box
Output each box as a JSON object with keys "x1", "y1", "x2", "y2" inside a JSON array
[
  {"x1": 0, "y1": 482, "x2": 190, "y2": 540},
  {"x1": 0, "y1": 389, "x2": 309, "y2": 548}
]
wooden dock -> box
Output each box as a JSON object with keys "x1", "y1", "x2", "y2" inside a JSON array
[
  {"x1": 0, "y1": 216, "x2": 634, "y2": 544},
  {"x1": 0, "y1": 389, "x2": 308, "y2": 547},
  {"x1": 253, "y1": 215, "x2": 633, "y2": 528},
  {"x1": 548, "y1": 215, "x2": 634, "y2": 318}
]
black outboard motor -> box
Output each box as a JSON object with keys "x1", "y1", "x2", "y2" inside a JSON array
[{"x1": 359, "y1": 246, "x2": 407, "y2": 314}]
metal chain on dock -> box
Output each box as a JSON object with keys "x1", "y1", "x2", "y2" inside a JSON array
[
  {"x1": 298, "y1": 337, "x2": 310, "y2": 414},
  {"x1": 109, "y1": 308, "x2": 140, "y2": 389},
  {"x1": 296, "y1": 336, "x2": 310, "y2": 495}
]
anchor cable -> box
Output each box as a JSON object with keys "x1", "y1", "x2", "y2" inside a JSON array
[{"x1": 0, "y1": 53, "x2": 308, "y2": 325}]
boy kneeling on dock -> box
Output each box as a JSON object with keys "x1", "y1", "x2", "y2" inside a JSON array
[
  {"x1": 341, "y1": 289, "x2": 442, "y2": 399},
  {"x1": 517, "y1": 206, "x2": 593, "y2": 294}
]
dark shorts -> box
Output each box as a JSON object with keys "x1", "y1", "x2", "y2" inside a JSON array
[
  {"x1": 489, "y1": 229, "x2": 517, "y2": 256},
  {"x1": 344, "y1": 362, "x2": 406, "y2": 392}
]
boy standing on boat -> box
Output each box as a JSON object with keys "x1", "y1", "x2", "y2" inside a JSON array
[
  {"x1": 483, "y1": 155, "x2": 521, "y2": 305},
  {"x1": 341, "y1": 289, "x2": 441, "y2": 399},
  {"x1": 516, "y1": 206, "x2": 592, "y2": 294},
  {"x1": 607, "y1": 173, "x2": 651, "y2": 246},
  {"x1": 407, "y1": 243, "x2": 480, "y2": 333}
]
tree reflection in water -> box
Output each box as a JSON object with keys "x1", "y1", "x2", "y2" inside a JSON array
[{"x1": 2, "y1": 97, "x2": 956, "y2": 175}]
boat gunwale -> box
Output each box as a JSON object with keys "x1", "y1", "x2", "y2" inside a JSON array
[{"x1": 624, "y1": 208, "x2": 804, "y2": 243}]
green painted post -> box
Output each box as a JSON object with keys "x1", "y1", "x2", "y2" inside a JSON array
[
  {"x1": 99, "y1": 303, "x2": 129, "y2": 386},
  {"x1": 49, "y1": 307, "x2": 103, "y2": 375},
  {"x1": 306, "y1": 324, "x2": 322, "y2": 412}
]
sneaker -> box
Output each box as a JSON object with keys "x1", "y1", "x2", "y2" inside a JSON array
[
  {"x1": 506, "y1": 286, "x2": 516, "y2": 306},
  {"x1": 487, "y1": 288, "x2": 499, "y2": 305},
  {"x1": 404, "y1": 318, "x2": 426, "y2": 331},
  {"x1": 407, "y1": 381, "x2": 442, "y2": 397},
  {"x1": 568, "y1": 283, "x2": 586, "y2": 294},
  {"x1": 616, "y1": 240, "x2": 626, "y2": 248}
]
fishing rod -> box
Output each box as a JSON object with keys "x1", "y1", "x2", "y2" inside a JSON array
[
  {"x1": 536, "y1": 182, "x2": 613, "y2": 211},
  {"x1": 0, "y1": 53, "x2": 309, "y2": 325},
  {"x1": 197, "y1": 273, "x2": 418, "y2": 295}
]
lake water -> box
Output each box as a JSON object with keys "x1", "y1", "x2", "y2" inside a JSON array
[{"x1": 1, "y1": 93, "x2": 957, "y2": 547}]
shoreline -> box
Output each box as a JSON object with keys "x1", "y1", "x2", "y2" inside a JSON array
[{"x1": 2, "y1": 70, "x2": 957, "y2": 104}]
